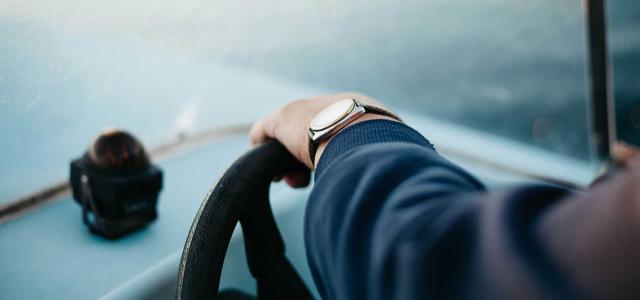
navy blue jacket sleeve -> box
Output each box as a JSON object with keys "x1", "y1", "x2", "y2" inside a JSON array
[{"x1": 305, "y1": 120, "x2": 589, "y2": 300}]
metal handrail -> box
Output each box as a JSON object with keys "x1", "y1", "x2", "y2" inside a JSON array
[{"x1": 0, "y1": 124, "x2": 251, "y2": 224}]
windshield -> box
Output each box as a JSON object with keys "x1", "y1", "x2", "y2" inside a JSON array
[
  {"x1": 608, "y1": 0, "x2": 640, "y2": 148},
  {"x1": 1, "y1": 0, "x2": 637, "y2": 202}
]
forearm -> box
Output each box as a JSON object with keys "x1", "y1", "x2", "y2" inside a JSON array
[
  {"x1": 304, "y1": 120, "x2": 640, "y2": 300},
  {"x1": 306, "y1": 120, "x2": 486, "y2": 299}
]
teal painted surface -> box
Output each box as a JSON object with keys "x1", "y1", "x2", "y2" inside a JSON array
[
  {"x1": 0, "y1": 131, "x2": 570, "y2": 299},
  {"x1": 0, "y1": 135, "x2": 316, "y2": 299}
]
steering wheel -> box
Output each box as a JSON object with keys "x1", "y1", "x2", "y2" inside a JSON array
[{"x1": 176, "y1": 140, "x2": 314, "y2": 300}]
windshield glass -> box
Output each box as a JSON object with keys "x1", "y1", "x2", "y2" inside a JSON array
[
  {"x1": 1, "y1": 0, "x2": 632, "y2": 202},
  {"x1": 608, "y1": 0, "x2": 640, "y2": 148}
]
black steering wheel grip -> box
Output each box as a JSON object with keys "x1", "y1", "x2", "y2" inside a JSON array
[{"x1": 176, "y1": 140, "x2": 314, "y2": 300}]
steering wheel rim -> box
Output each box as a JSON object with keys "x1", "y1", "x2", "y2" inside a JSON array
[{"x1": 176, "y1": 140, "x2": 314, "y2": 300}]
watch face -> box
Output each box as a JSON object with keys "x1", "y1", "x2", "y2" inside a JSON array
[{"x1": 310, "y1": 99, "x2": 356, "y2": 131}]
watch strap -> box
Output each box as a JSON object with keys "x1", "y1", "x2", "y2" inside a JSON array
[
  {"x1": 308, "y1": 134, "x2": 319, "y2": 167},
  {"x1": 360, "y1": 104, "x2": 402, "y2": 123}
]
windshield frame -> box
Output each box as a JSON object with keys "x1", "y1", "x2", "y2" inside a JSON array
[{"x1": 585, "y1": 0, "x2": 617, "y2": 166}]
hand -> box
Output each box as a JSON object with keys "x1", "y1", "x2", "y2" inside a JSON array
[
  {"x1": 249, "y1": 92, "x2": 393, "y2": 188},
  {"x1": 591, "y1": 142, "x2": 640, "y2": 187},
  {"x1": 613, "y1": 142, "x2": 640, "y2": 168}
]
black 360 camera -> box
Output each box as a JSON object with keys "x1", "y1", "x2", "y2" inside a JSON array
[{"x1": 69, "y1": 129, "x2": 162, "y2": 239}]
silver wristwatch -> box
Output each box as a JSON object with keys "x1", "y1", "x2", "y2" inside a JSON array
[{"x1": 308, "y1": 98, "x2": 401, "y2": 166}]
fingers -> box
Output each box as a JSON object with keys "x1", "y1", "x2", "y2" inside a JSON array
[
  {"x1": 613, "y1": 142, "x2": 640, "y2": 165},
  {"x1": 248, "y1": 119, "x2": 263, "y2": 145},
  {"x1": 282, "y1": 154, "x2": 311, "y2": 188},
  {"x1": 283, "y1": 170, "x2": 311, "y2": 188},
  {"x1": 272, "y1": 164, "x2": 310, "y2": 188},
  {"x1": 249, "y1": 111, "x2": 279, "y2": 145}
]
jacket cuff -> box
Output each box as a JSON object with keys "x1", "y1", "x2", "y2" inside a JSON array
[{"x1": 314, "y1": 119, "x2": 435, "y2": 179}]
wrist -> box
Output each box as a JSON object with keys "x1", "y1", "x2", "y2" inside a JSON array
[{"x1": 313, "y1": 114, "x2": 399, "y2": 167}]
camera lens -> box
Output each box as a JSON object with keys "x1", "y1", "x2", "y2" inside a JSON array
[{"x1": 84, "y1": 129, "x2": 150, "y2": 173}]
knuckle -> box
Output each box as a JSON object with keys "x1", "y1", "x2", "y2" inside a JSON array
[
  {"x1": 333, "y1": 91, "x2": 363, "y2": 99},
  {"x1": 290, "y1": 98, "x2": 308, "y2": 107}
]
